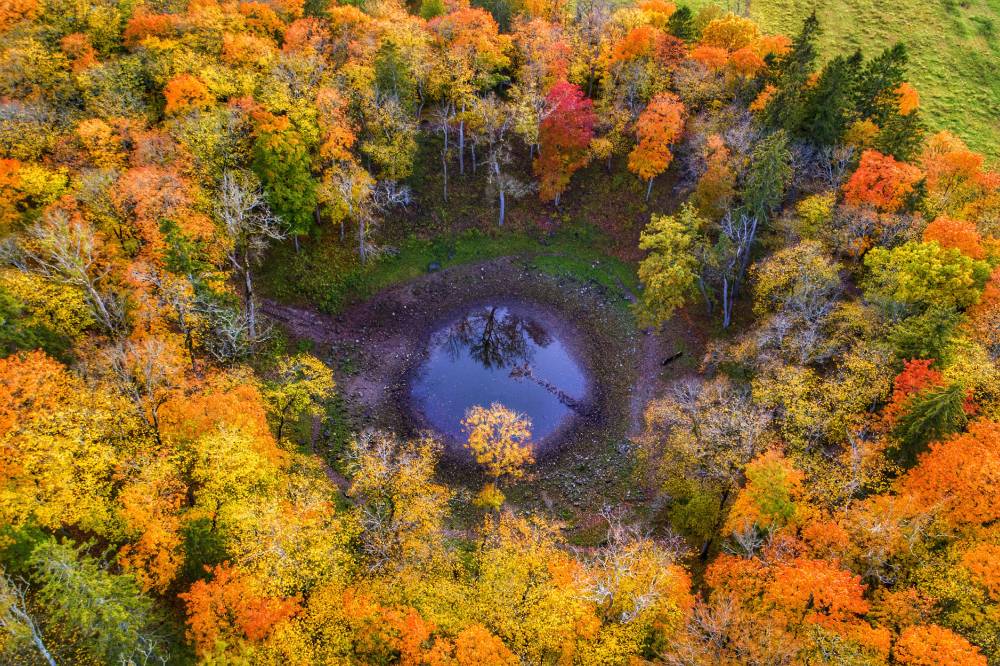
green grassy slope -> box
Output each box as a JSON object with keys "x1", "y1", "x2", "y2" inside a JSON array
[{"x1": 690, "y1": 0, "x2": 1000, "y2": 162}]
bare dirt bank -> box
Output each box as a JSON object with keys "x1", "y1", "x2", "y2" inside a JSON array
[{"x1": 263, "y1": 256, "x2": 638, "y2": 463}]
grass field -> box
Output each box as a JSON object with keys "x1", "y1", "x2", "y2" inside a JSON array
[
  {"x1": 690, "y1": 0, "x2": 1000, "y2": 162},
  {"x1": 259, "y1": 224, "x2": 640, "y2": 314}
]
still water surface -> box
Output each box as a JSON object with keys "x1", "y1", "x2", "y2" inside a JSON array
[{"x1": 410, "y1": 305, "x2": 587, "y2": 442}]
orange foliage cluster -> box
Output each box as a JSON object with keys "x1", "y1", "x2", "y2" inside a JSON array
[
  {"x1": 756, "y1": 34, "x2": 792, "y2": 57},
  {"x1": 692, "y1": 16, "x2": 785, "y2": 77},
  {"x1": 690, "y1": 44, "x2": 728, "y2": 71},
  {"x1": 283, "y1": 17, "x2": 331, "y2": 55},
  {"x1": 180, "y1": 563, "x2": 302, "y2": 656},
  {"x1": 961, "y1": 544, "x2": 1000, "y2": 601},
  {"x1": 607, "y1": 24, "x2": 686, "y2": 73},
  {"x1": 628, "y1": 92, "x2": 684, "y2": 182},
  {"x1": 239, "y1": 1, "x2": 287, "y2": 36},
  {"x1": 60, "y1": 33, "x2": 99, "y2": 72},
  {"x1": 920, "y1": 131, "x2": 1000, "y2": 219},
  {"x1": 160, "y1": 373, "x2": 284, "y2": 463},
  {"x1": 900, "y1": 419, "x2": 1000, "y2": 526},
  {"x1": 842, "y1": 149, "x2": 924, "y2": 212},
  {"x1": 117, "y1": 463, "x2": 187, "y2": 593},
  {"x1": 923, "y1": 216, "x2": 986, "y2": 259},
  {"x1": 339, "y1": 588, "x2": 517, "y2": 665},
  {"x1": 729, "y1": 46, "x2": 766, "y2": 77},
  {"x1": 895, "y1": 625, "x2": 987, "y2": 666},
  {"x1": 124, "y1": 10, "x2": 180, "y2": 47},
  {"x1": 163, "y1": 74, "x2": 215, "y2": 116},
  {"x1": 0, "y1": 158, "x2": 24, "y2": 229},
  {"x1": 0, "y1": 350, "x2": 70, "y2": 439},
  {"x1": 750, "y1": 84, "x2": 777, "y2": 112},
  {"x1": 705, "y1": 552, "x2": 890, "y2": 656},
  {"x1": 896, "y1": 82, "x2": 920, "y2": 116},
  {"x1": 0, "y1": 0, "x2": 38, "y2": 31}
]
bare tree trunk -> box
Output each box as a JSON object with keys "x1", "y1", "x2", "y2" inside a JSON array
[
  {"x1": 471, "y1": 142, "x2": 477, "y2": 174},
  {"x1": 242, "y1": 249, "x2": 257, "y2": 340},
  {"x1": 492, "y1": 159, "x2": 505, "y2": 226},
  {"x1": 2, "y1": 577, "x2": 57, "y2": 666},
  {"x1": 359, "y1": 216, "x2": 367, "y2": 263},
  {"x1": 734, "y1": 215, "x2": 759, "y2": 300},
  {"x1": 697, "y1": 277, "x2": 712, "y2": 315},
  {"x1": 277, "y1": 406, "x2": 288, "y2": 446},
  {"x1": 83, "y1": 282, "x2": 116, "y2": 332},
  {"x1": 442, "y1": 149, "x2": 449, "y2": 202},
  {"x1": 441, "y1": 110, "x2": 450, "y2": 202},
  {"x1": 342, "y1": 199, "x2": 352, "y2": 242},
  {"x1": 646, "y1": 177, "x2": 654, "y2": 201},
  {"x1": 699, "y1": 487, "x2": 732, "y2": 561},
  {"x1": 458, "y1": 102, "x2": 466, "y2": 176},
  {"x1": 30, "y1": 629, "x2": 56, "y2": 666},
  {"x1": 175, "y1": 309, "x2": 197, "y2": 372},
  {"x1": 722, "y1": 276, "x2": 732, "y2": 329}
]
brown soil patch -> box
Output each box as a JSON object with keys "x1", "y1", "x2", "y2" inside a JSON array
[{"x1": 264, "y1": 256, "x2": 637, "y2": 464}]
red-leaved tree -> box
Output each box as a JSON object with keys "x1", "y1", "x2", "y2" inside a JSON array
[{"x1": 533, "y1": 80, "x2": 595, "y2": 206}]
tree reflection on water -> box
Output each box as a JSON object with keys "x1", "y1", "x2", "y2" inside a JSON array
[{"x1": 443, "y1": 306, "x2": 552, "y2": 369}]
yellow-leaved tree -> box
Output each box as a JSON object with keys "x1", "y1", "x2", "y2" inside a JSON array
[
  {"x1": 262, "y1": 353, "x2": 335, "y2": 446},
  {"x1": 462, "y1": 403, "x2": 534, "y2": 509}
]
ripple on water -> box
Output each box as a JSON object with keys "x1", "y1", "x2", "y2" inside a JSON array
[{"x1": 410, "y1": 304, "x2": 587, "y2": 443}]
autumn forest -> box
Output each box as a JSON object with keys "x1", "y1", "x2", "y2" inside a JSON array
[{"x1": 0, "y1": 0, "x2": 998, "y2": 662}]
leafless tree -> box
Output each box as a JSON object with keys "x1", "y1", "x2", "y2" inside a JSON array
[
  {"x1": 431, "y1": 102, "x2": 454, "y2": 201},
  {"x1": 11, "y1": 208, "x2": 124, "y2": 333},
  {"x1": 273, "y1": 50, "x2": 329, "y2": 99},
  {"x1": 0, "y1": 573, "x2": 56, "y2": 666},
  {"x1": 474, "y1": 95, "x2": 534, "y2": 226},
  {"x1": 579, "y1": 509, "x2": 688, "y2": 625},
  {"x1": 216, "y1": 170, "x2": 285, "y2": 342},
  {"x1": 790, "y1": 142, "x2": 856, "y2": 194},
  {"x1": 359, "y1": 180, "x2": 411, "y2": 261},
  {"x1": 105, "y1": 336, "x2": 180, "y2": 445},
  {"x1": 197, "y1": 299, "x2": 264, "y2": 364},
  {"x1": 718, "y1": 209, "x2": 759, "y2": 328}
]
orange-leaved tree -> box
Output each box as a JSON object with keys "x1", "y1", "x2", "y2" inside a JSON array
[
  {"x1": 899, "y1": 419, "x2": 1000, "y2": 526},
  {"x1": 628, "y1": 92, "x2": 685, "y2": 201},
  {"x1": 842, "y1": 149, "x2": 923, "y2": 213},
  {"x1": 922, "y1": 216, "x2": 986, "y2": 260},
  {"x1": 894, "y1": 624, "x2": 987, "y2": 666},
  {"x1": 163, "y1": 74, "x2": 214, "y2": 116},
  {"x1": 179, "y1": 563, "x2": 301, "y2": 657}
]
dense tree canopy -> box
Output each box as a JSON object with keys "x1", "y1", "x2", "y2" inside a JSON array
[{"x1": 0, "y1": 0, "x2": 997, "y2": 663}]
